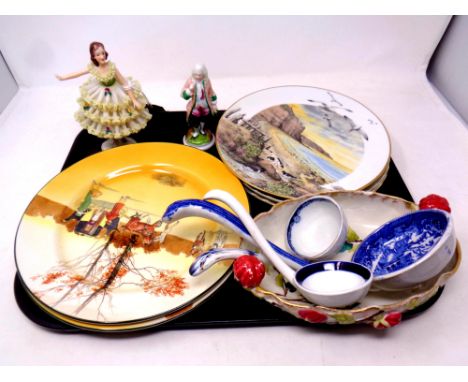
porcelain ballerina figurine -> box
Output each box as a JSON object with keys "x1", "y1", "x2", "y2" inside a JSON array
[
  {"x1": 56, "y1": 41, "x2": 152, "y2": 150},
  {"x1": 181, "y1": 64, "x2": 217, "y2": 150}
]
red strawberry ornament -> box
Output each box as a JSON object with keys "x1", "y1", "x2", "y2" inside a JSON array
[
  {"x1": 419, "y1": 194, "x2": 451, "y2": 213},
  {"x1": 233, "y1": 255, "x2": 265, "y2": 288},
  {"x1": 372, "y1": 311, "x2": 402, "y2": 329},
  {"x1": 298, "y1": 309, "x2": 328, "y2": 323}
]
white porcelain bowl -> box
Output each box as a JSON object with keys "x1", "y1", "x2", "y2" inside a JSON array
[
  {"x1": 352, "y1": 209, "x2": 456, "y2": 291},
  {"x1": 294, "y1": 260, "x2": 373, "y2": 307},
  {"x1": 286, "y1": 195, "x2": 348, "y2": 261}
]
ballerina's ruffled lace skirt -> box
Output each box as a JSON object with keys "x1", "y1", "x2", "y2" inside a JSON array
[{"x1": 75, "y1": 76, "x2": 152, "y2": 139}]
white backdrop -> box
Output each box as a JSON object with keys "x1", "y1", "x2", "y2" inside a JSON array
[{"x1": 0, "y1": 15, "x2": 450, "y2": 87}]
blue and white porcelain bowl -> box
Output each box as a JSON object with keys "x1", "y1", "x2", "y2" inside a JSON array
[
  {"x1": 295, "y1": 260, "x2": 372, "y2": 307},
  {"x1": 352, "y1": 209, "x2": 456, "y2": 291},
  {"x1": 286, "y1": 195, "x2": 348, "y2": 261}
]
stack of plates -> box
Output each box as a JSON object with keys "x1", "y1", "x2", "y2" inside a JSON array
[
  {"x1": 14, "y1": 143, "x2": 248, "y2": 332},
  {"x1": 216, "y1": 86, "x2": 391, "y2": 205}
]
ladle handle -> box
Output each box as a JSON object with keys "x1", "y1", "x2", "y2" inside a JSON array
[
  {"x1": 161, "y1": 198, "x2": 308, "y2": 269},
  {"x1": 189, "y1": 248, "x2": 260, "y2": 276},
  {"x1": 204, "y1": 189, "x2": 298, "y2": 285}
]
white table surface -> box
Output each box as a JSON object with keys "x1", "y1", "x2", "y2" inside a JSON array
[{"x1": 1, "y1": 69, "x2": 467, "y2": 365}]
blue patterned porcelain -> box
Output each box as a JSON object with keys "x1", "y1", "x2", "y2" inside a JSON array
[
  {"x1": 295, "y1": 260, "x2": 372, "y2": 308},
  {"x1": 189, "y1": 248, "x2": 259, "y2": 276},
  {"x1": 203, "y1": 190, "x2": 375, "y2": 307},
  {"x1": 236, "y1": 191, "x2": 460, "y2": 325},
  {"x1": 162, "y1": 198, "x2": 308, "y2": 269},
  {"x1": 164, "y1": 191, "x2": 372, "y2": 307},
  {"x1": 352, "y1": 209, "x2": 456, "y2": 290},
  {"x1": 286, "y1": 195, "x2": 348, "y2": 260}
]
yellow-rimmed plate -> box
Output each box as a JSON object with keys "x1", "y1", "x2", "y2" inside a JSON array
[
  {"x1": 15, "y1": 142, "x2": 248, "y2": 326},
  {"x1": 217, "y1": 86, "x2": 391, "y2": 199}
]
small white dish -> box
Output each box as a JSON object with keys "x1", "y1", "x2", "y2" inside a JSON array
[
  {"x1": 295, "y1": 261, "x2": 372, "y2": 307},
  {"x1": 286, "y1": 195, "x2": 348, "y2": 260}
]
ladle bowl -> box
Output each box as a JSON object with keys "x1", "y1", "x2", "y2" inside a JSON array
[
  {"x1": 295, "y1": 260, "x2": 372, "y2": 307},
  {"x1": 286, "y1": 195, "x2": 348, "y2": 260},
  {"x1": 189, "y1": 246, "x2": 372, "y2": 307}
]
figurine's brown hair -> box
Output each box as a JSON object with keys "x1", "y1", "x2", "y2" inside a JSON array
[{"x1": 89, "y1": 41, "x2": 108, "y2": 66}]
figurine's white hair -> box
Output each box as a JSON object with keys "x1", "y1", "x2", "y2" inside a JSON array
[{"x1": 192, "y1": 63, "x2": 208, "y2": 78}]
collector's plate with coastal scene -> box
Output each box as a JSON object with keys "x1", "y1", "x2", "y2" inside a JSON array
[
  {"x1": 15, "y1": 143, "x2": 248, "y2": 328},
  {"x1": 216, "y1": 86, "x2": 391, "y2": 199}
]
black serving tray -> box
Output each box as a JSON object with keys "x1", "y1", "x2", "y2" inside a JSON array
[{"x1": 14, "y1": 105, "x2": 443, "y2": 333}]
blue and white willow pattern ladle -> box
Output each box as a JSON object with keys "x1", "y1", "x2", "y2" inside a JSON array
[
  {"x1": 161, "y1": 195, "x2": 309, "y2": 271},
  {"x1": 162, "y1": 189, "x2": 371, "y2": 307}
]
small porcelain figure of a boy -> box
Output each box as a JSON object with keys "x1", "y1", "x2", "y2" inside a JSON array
[{"x1": 181, "y1": 64, "x2": 217, "y2": 150}]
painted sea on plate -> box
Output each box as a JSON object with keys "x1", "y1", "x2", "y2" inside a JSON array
[{"x1": 217, "y1": 102, "x2": 365, "y2": 198}]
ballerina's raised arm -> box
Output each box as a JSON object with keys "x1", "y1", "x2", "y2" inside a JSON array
[{"x1": 55, "y1": 69, "x2": 89, "y2": 81}]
